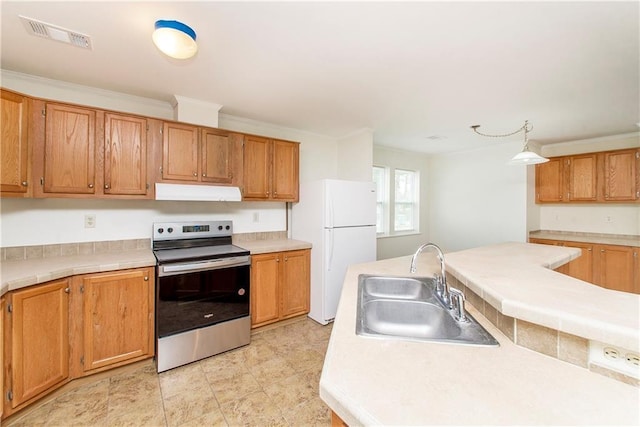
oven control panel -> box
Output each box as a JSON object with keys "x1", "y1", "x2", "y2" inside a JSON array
[{"x1": 153, "y1": 220, "x2": 233, "y2": 240}]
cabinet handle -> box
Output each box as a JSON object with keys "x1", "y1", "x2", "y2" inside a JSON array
[
  {"x1": 601, "y1": 249, "x2": 605, "y2": 253},
  {"x1": 276, "y1": 257, "x2": 280, "y2": 262},
  {"x1": 144, "y1": 276, "x2": 149, "y2": 281},
  {"x1": 587, "y1": 248, "x2": 592, "y2": 252},
  {"x1": 88, "y1": 183, "x2": 94, "y2": 189},
  {"x1": 266, "y1": 191, "x2": 270, "y2": 196},
  {"x1": 202, "y1": 173, "x2": 207, "y2": 177},
  {"x1": 104, "y1": 184, "x2": 110, "y2": 189},
  {"x1": 284, "y1": 257, "x2": 288, "y2": 261},
  {"x1": 193, "y1": 172, "x2": 197, "y2": 177},
  {"x1": 274, "y1": 191, "x2": 278, "y2": 196},
  {"x1": 21, "y1": 181, "x2": 28, "y2": 186},
  {"x1": 64, "y1": 287, "x2": 70, "y2": 293}
]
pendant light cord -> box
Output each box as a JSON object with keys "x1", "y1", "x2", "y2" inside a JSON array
[{"x1": 470, "y1": 120, "x2": 532, "y2": 139}]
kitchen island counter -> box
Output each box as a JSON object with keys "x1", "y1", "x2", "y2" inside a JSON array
[{"x1": 321, "y1": 242, "x2": 640, "y2": 425}]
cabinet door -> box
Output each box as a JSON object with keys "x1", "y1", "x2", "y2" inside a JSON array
[
  {"x1": 162, "y1": 122, "x2": 199, "y2": 181},
  {"x1": 0, "y1": 90, "x2": 29, "y2": 194},
  {"x1": 243, "y1": 136, "x2": 271, "y2": 199},
  {"x1": 104, "y1": 113, "x2": 148, "y2": 195},
  {"x1": 44, "y1": 103, "x2": 96, "y2": 194},
  {"x1": 201, "y1": 128, "x2": 233, "y2": 184},
  {"x1": 597, "y1": 245, "x2": 635, "y2": 293},
  {"x1": 562, "y1": 241, "x2": 594, "y2": 283},
  {"x1": 82, "y1": 269, "x2": 153, "y2": 371},
  {"x1": 10, "y1": 280, "x2": 69, "y2": 408},
  {"x1": 604, "y1": 149, "x2": 638, "y2": 201},
  {"x1": 535, "y1": 158, "x2": 564, "y2": 203},
  {"x1": 251, "y1": 253, "x2": 280, "y2": 327},
  {"x1": 272, "y1": 140, "x2": 299, "y2": 201},
  {"x1": 567, "y1": 154, "x2": 597, "y2": 201},
  {"x1": 280, "y1": 250, "x2": 310, "y2": 319}
]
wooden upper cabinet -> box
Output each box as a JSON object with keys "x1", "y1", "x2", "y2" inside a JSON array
[
  {"x1": 9, "y1": 279, "x2": 70, "y2": 409},
  {"x1": 536, "y1": 148, "x2": 639, "y2": 204},
  {"x1": 42, "y1": 103, "x2": 96, "y2": 194},
  {"x1": 104, "y1": 113, "x2": 147, "y2": 195},
  {"x1": 567, "y1": 154, "x2": 597, "y2": 201},
  {"x1": 200, "y1": 128, "x2": 236, "y2": 184},
  {"x1": 0, "y1": 90, "x2": 30, "y2": 195},
  {"x1": 536, "y1": 158, "x2": 564, "y2": 202},
  {"x1": 243, "y1": 135, "x2": 271, "y2": 199},
  {"x1": 603, "y1": 149, "x2": 639, "y2": 201},
  {"x1": 272, "y1": 139, "x2": 299, "y2": 201},
  {"x1": 161, "y1": 122, "x2": 199, "y2": 181},
  {"x1": 243, "y1": 136, "x2": 299, "y2": 201}
]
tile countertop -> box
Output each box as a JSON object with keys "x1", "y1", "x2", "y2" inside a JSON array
[
  {"x1": 0, "y1": 249, "x2": 157, "y2": 296},
  {"x1": 529, "y1": 230, "x2": 640, "y2": 247},
  {"x1": 320, "y1": 242, "x2": 640, "y2": 426},
  {"x1": 234, "y1": 238, "x2": 312, "y2": 254},
  {"x1": 0, "y1": 239, "x2": 312, "y2": 296}
]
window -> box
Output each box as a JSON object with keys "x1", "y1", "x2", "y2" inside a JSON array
[
  {"x1": 372, "y1": 166, "x2": 388, "y2": 234},
  {"x1": 394, "y1": 169, "x2": 418, "y2": 232},
  {"x1": 373, "y1": 166, "x2": 419, "y2": 236}
]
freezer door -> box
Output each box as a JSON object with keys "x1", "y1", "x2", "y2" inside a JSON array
[
  {"x1": 325, "y1": 180, "x2": 376, "y2": 228},
  {"x1": 323, "y1": 225, "x2": 376, "y2": 322}
]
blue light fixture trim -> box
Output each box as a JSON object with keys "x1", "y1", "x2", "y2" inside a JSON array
[{"x1": 154, "y1": 20, "x2": 196, "y2": 41}]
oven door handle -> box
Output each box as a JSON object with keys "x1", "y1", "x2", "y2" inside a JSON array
[{"x1": 159, "y1": 255, "x2": 251, "y2": 276}]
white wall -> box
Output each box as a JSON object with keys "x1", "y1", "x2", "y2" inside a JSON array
[
  {"x1": 536, "y1": 133, "x2": 640, "y2": 235},
  {"x1": 373, "y1": 145, "x2": 431, "y2": 259},
  {"x1": 428, "y1": 141, "x2": 528, "y2": 252},
  {"x1": 336, "y1": 128, "x2": 374, "y2": 181},
  {"x1": 0, "y1": 70, "x2": 340, "y2": 247}
]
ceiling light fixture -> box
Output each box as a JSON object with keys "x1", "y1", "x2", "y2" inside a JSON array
[
  {"x1": 152, "y1": 20, "x2": 197, "y2": 59},
  {"x1": 470, "y1": 120, "x2": 549, "y2": 165}
]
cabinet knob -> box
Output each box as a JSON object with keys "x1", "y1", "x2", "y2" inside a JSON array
[
  {"x1": 276, "y1": 257, "x2": 280, "y2": 262},
  {"x1": 284, "y1": 257, "x2": 288, "y2": 261},
  {"x1": 21, "y1": 181, "x2": 28, "y2": 186},
  {"x1": 144, "y1": 276, "x2": 149, "y2": 281},
  {"x1": 202, "y1": 173, "x2": 207, "y2": 177},
  {"x1": 104, "y1": 184, "x2": 110, "y2": 189},
  {"x1": 266, "y1": 191, "x2": 270, "y2": 196},
  {"x1": 88, "y1": 183, "x2": 94, "y2": 189},
  {"x1": 193, "y1": 172, "x2": 198, "y2": 177},
  {"x1": 601, "y1": 249, "x2": 605, "y2": 253},
  {"x1": 64, "y1": 287, "x2": 70, "y2": 293}
]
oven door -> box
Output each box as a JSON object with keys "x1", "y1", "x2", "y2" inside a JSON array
[{"x1": 156, "y1": 255, "x2": 250, "y2": 338}]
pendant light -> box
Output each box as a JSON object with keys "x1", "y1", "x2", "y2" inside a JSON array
[
  {"x1": 152, "y1": 20, "x2": 198, "y2": 59},
  {"x1": 470, "y1": 120, "x2": 549, "y2": 165}
]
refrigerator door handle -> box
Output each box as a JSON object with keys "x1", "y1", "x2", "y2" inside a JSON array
[{"x1": 327, "y1": 229, "x2": 334, "y2": 271}]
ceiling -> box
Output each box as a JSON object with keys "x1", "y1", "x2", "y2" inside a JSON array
[{"x1": 1, "y1": 1, "x2": 639, "y2": 154}]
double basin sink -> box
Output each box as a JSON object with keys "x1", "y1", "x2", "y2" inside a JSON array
[{"x1": 356, "y1": 275, "x2": 499, "y2": 346}]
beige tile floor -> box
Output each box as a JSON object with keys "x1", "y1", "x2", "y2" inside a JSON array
[{"x1": 6, "y1": 317, "x2": 333, "y2": 427}]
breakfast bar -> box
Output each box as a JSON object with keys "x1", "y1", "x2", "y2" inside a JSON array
[{"x1": 320, "y1": 242, "x2": 640, "y2": 425}]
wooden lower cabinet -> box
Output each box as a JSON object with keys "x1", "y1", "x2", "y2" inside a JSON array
[
  {"x1": 75, "y1": 268, "x2": 154, "y2": 373},
  {"x1": 251, "y1": 249, "x2": 310, "y2": 328},
  {"x1": 3, "y1": 279, "x2": 70, "y2": 412},
  {"x1": 2, "y1": 267, "x2": 154, "y2": 419},
  {"x1": 529, "y1": 238, "x2": 638, "y2": 294}
]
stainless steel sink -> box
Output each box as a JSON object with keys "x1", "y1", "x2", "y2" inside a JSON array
[{"x1": 356, "y1": 274, "x2": 499, "y2": 347}]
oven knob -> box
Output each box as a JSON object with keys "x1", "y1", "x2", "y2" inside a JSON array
[
  {"x1": 218, "y1": 225, "x2": 223, "y2": 231},
  {"x1": 168, "y1": 227, "x2": 174, "y2": 233},
  {"x1": 225, "y1": 225, "x2": 230, "y2": 230},
  {"x1": 238, "y1": 288, "x2": 246, "y2": 296},
  {"x1": 158, "y1": 228, "x2": 164, "y2": 234}
]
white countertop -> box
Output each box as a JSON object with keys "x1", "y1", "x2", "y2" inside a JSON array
[
  {"x1": 234, "y1": 238, "x2": 312, "y2": 254},
  {"x1": 529, "y1": 230, "x2": 640, "y2": 247},
  {"x1": 320, "y1": 242, "x2": 640, "y2": 425}
]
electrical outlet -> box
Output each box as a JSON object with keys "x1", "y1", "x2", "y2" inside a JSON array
[
  {"x1": 625, "y1": 353, "x2": 640, "y2": 367},
  {"x1": 84, "y1": 214, "x2": 96, "y2": 228},
  {"x1": 252, "y1": 212, "x2": 259, "y2": 223},
  {"x1": 604, "y1": 347, "x2": 619, "y2": 360},
  {"x1": 605, "y1": 216, "x2": 613, "y2": 223},
  {"x1": 590, "y1": 341, "x2": 640, "y2": 379}
]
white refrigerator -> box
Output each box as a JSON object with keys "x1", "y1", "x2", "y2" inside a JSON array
[{"x1": 292, "y1": 179, "x2": 377, "y2": 324}]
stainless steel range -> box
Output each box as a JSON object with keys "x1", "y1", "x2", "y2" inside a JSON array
[{"x1": 152, "y1": 220, "x2": 251, "y2": 372}]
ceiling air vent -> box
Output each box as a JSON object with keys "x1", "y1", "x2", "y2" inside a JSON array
[{"x1": 19, "y1": 15, "x2": 92, "y2": 50}]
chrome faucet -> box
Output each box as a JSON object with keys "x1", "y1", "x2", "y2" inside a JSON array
[{"x1": 409, "y1": 243, "x2": 451, "y2": 308}]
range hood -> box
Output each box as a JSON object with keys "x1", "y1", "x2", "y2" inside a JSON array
[{"x1": 155, "y1": 183, "x2": 242, "y2": 202}]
